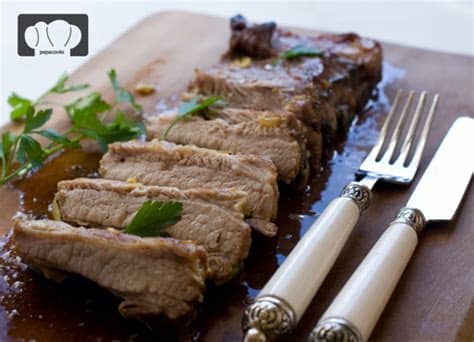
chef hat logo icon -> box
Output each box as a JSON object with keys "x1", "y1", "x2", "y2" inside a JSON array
[
  {"x1": 18, "y1": 14, "x2": 88, "y2": 57},
  {"x1": 24, "y1": 20, "x2": 82, "y2": 56}
]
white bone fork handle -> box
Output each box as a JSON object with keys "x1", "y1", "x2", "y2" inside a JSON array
[{"x1": 243, "y1": 182, "x2": 371, "y2": 341}]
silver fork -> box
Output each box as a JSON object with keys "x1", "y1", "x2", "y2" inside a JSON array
[
  {"x1": 242, "y1": 89, "x2": 439, "y2": 342},
  {"x1": 357, "y1": 89, "x2": 438, "y2": 188}
]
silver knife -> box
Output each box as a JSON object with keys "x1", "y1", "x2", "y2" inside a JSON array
[{"x1": 310, "y1": 116, "x2": 473, "y2": 342}]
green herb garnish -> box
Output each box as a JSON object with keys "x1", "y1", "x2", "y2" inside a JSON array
[
  {"x1": 8, "y1": 93, "x2": 33, "y2": 121},
  {"x1": 107, "y1": 69, "x2": 143, "y2": 113},
  {"x1": 1, "y1": 69, "x2": 143, "y2": 185},
  {"x1": 162, "y1": 96, "x2": 223, "y2": 140},
  {"x1": 124, "y1": 200, "x2": 183, "y2": 237},
  {"x1": 279, "y1": 44, "x2": 323, "y2": 60},
  {"x1": 66, "y1": 92, "x2": 144, "y2": 152},
  {"x1": 49, "y1": 73, "x2": 89, "y2": 94},
  {"x1": 8, "y1": 74, "x2": 89, "y2": 122}
]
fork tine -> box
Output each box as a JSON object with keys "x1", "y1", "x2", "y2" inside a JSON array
[
  {"x1": 381, "y1": 90, "x2": 415, "y2": 162},
  {"x1": 396, "y1": 91, "x2": 427, "y2": 164},
  {"x1": 369, "y1": 89, "x2": 403, "y2": 159},
  {"x1": 407, "y1": 93, "x2": 439, "y2": 169}
]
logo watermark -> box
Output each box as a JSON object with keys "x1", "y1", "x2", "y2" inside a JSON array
[{"x1": 18, "y1": 14, "x2": 88, "y2": 57}]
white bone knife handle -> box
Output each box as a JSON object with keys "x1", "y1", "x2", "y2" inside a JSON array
[
  {"x1": 310, "y1": 207, "x2": 426, "y2": 342},
  {"x1": 242, "y1": 182, "x2": 371, "y2": 341}
]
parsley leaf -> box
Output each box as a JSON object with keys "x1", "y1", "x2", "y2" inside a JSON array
[
  {"x1": 94, "y1": 112, "x2": 145, "y2": 152},
  {"x1": 108, "y1": 69, "x2": 143, "y2": 113},
  {"x1": 17, "y1": 135, "x2": 47, "y2": 168},
  {"x1": 8, "y1": 93, "x2": 33, "y2": 121},
  {"x1": 162, "y1": 96, "x2": 223, "y2": 140},
  {"x1": 279, "y1": 45, "x2": 323, "y2": 60},
  {"x1": 49, "y1": 73, "x2": 89, "y2": 93},
  {"x1": 36, "y1": 129, "x2": 81, "y2": 148},
  {"x1": 66, "y1": 92, "x2": 111, "y2": 119},
  {"x1": 124, "y1": 200, "x2": 183, "y2": 237},
  {"x1": 24, "y1": 108, "x2": 53, "y2": 133},
  {"x1": 0, "y1": 132, "x2": 17, "y2": 170},
  {"x1": 68, "y1": 94, "x2": 143, "y2": 152},
  {"x1": 178, "y1": 96, "x2": 223, "y2": 117},
  {"x1": 0, "y1": 132, "x2": 16, "y2": 160}
]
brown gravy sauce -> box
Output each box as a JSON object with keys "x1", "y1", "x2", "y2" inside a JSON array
[{"x1": 0, "y1": 63, "x2": 403, "y2": 341}]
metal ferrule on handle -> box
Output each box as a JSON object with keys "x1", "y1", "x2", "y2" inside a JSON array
[
  {"x1": 310, "y1": 207, "x2": 426, "y2": 342},
  {"x1": 242, "y1": 182, "x2": 371, "y2": 341}
]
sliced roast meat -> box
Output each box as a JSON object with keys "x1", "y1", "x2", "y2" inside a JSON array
[
  {"x1": 191, "y1": 59, "x2": 320, "y2": 128},
  {"x1": 100, "y1": 140, "x2": 279, "y2": 231},
  {"x1": 53, "y1": 178, "x2": 252, "y2": 283},
  {"x1": 12, "y1": 219, "x2": 207, "y2": 319},
  {"x1": 210, "y1": 106, "x2": 322, "y2": 170},
  {"x1": 146, "y1": 111, "x2": 304, "y2": 183},
  {"x1": 190, "y1": 16, "x2": 382, "y2": 155}
]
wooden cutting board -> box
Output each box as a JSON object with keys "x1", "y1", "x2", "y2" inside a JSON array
[{"x1": 1, "y1": 11, "x2": 473, "y2": 342}]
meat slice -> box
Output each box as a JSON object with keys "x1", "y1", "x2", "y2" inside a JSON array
[
  {"x1": 146, "y1": 109, "x2": 308, "y2": 183},
  {"x1": 209, "y1": 106, "x2": 322, "y2": 171},
  {"x1": 12, "y1": 219, "x2": 207, "y2": 319},
  {"x1": 100, "y1": 140, "x2": 279, "y2": 231},
  {"x1": 53, "y1": 178, "x2": 252, "y2": 283},
  {"x1": 191, "y1": 59, "x2": 321, "y2": 129}
]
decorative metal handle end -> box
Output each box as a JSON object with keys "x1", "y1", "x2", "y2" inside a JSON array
[
  {"x1": 309, "y1": 317, "x2": 362, "y2": 342},
  {"x1": 392, "y1": 207, "x2": 426, "y2": 234},
  {"x1": 242, "y1": 295, "x2": 296, "y2": 341},
  {"x1": 243, "y1": 327, "x2": 267, "y2": 342},
  {"x1": 341, "y1": 182, "x2": 371, "y2": 212}
]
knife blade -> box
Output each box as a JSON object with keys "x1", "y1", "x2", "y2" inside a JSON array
[
  {"x1": 311, "y1": 116, "x2": 473, "y2": 342},
  {"x1": 406, "y1": 116, "x2": 473, "y2": 221}
]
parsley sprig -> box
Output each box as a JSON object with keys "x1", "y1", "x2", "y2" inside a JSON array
[
  {"x1": 162, "y1": 96, "x2": 223, "y2": 140},
  {"x1": 124, "y1": 200, "x2": 183, "y2": 237},
  {"x1": 278, "y1": 44, "x2": 323, "y2": 60},
  {"x1": 8, "y1": 73, "x2": 89, "y2": 122},
  {"x1": 1, "y1": 69, "x2": 144, "y2": 185}
]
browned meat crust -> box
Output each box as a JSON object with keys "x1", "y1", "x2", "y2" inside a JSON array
[
  {"x1": 228, "y1": 14, "x2": 276, "y2": 58},
  {"x1": 182, "y1": 16, "x2": 382, "y2": 178}
]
